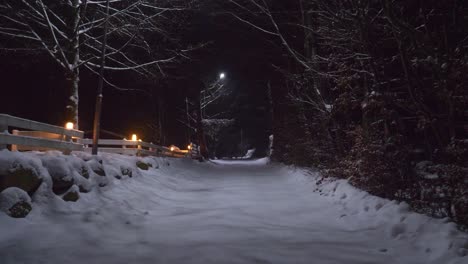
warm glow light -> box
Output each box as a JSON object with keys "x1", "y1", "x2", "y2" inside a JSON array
[
  {"x1": 187, "y1": 145, "x2": 192, "y2": 150},
  {"x1": 131, "y1": 134, "x2": 137, "y2": 141},
  {"x1": 219, "y1": 72, "x2": 226, "y2": 79},
  {"x1": 65, "y1": 122, "x2": 74, "y2": 130},
  {"x1": 170, "y1": 146, "x2": 175, "y2": 152}
]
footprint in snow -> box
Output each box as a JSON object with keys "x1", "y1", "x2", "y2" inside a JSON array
[
  {"x1": 375, "y1": 203, "x2": 383, "y2": 211},
  {"x1": 390, "y1": 223, "x2": 406, "y2": 238}
]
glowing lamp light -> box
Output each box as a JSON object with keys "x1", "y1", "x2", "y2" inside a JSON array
[
  {"x1": 187, "y1": 145, "x2": 192, "y2": 150},
  {"x1": 65, "y1": 122, "x2": 74, "y2": 130},
  {"x1": 219, "y1": 72, "x2": 226, "y2": 80},
  {"x1": 131, "y1": 134, "x2": 138, "y2": 141},
  {"x1": 170, "y1": 146, "x2": 175, "y2": 152}
]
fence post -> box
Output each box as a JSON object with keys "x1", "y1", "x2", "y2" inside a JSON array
[
  {"x1": 10, "y1": 130, "x2": 19, "y2": 151},
  {"x1": 0, "y1": 124, "x2": 7, "y2": 150}
]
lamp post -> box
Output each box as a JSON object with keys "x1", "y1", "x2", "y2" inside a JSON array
[{"x1": 91, "y1": 0, "x2": 110, "y2": 155}]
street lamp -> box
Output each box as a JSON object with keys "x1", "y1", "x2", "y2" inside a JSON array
[{"x1": 219, "y1": 72, "x2": 226, "y2": 80}]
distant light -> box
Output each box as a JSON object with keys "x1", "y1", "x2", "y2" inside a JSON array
[
  {"x1": 131, "y1": 134, "x2": 137, "y2": 141},
  {"x1": 170, "y1": 146, "x2": 175, "y2": 152},
  {"x1": 187, "y1": 144, "x2": 192, "y2": 150},
  {"x1": 219, "y1": 72, "x2": 226, "y2": 80},
  {"x1": 65, "y1": 122, "x2": 74, "y2": 130}
]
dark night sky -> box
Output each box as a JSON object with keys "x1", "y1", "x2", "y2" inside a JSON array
[{"x1": 0, "y1": 4, "x2": 277, "y2": 156}]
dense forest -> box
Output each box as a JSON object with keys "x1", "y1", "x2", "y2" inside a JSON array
[{"x1": 227, "y1": 0, "x2": 468, "y2": 227}]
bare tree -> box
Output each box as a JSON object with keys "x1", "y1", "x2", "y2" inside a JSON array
[
  {"x1": 0, "y1": 0, "x2": 196, "y2": 127},
  {"x1": 200, "y1": 78, "x2": 230, "y2": 118},
  {"x1": 227, "y1": 0, "x2": 327, "y2": 110},
  {"x1": 176, "y1": 76, "x2": 233, "y2": 158}
]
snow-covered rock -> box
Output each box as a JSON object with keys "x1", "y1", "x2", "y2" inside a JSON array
[
  {"x1": 0, "y1": 150, "x2": 45, "y2": 195},
  {"x1": 40, "y1": 155, "x2": 75, "y2": 194},
  {"x1": 136, "y1": 160, "x2": 151, "y2": 170},
  {"x1": 86, "y1": 157, "x2": 106, "y2": 177},
  {"x1": 0, "y1": 187, "x2": 32, "y2": 218},
  {"x1": 62, "y1": 185, "x2": 80, "y2": 202}
]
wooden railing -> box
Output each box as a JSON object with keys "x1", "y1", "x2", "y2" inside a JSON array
[
  {"x1": 189, "y1": 144, "x2": 202, "y2": 159},
  {"x1": 0, "y1": 114, "x2": 201, "y2": 159},
  {"x1": 79, "y1": 139, "x2": 193, "y2": 158},
  {"x1": 0, "y1": 114, "x2": 84, "y2": 153}
]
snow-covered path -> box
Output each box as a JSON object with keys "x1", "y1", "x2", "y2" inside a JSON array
[{"x1": 1, "y1": 158, "x2": 467, "y2": 264}]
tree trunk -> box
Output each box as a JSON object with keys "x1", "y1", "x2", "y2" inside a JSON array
[
  {"x1": 64, "y1": 68, "x2": 79, "y2": 127},
  {"x1": 64, "y1": 0, "x2": 81, "y2": 128},
  {"x1": 195, "y1": 93, "x2": 208, "y2": 160},
  {"x1": 158, "y1": 95, "x2": 165, "y2": 145},
  {"x1": 196, "y1": 113, "x2": 208, "y2": 160}
]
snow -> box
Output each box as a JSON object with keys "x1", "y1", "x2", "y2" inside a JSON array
[
  {"x1": 415, "y1": 161, "x2": 441, "y2": 179},
  {"x1": 0, "y1": 187, "x2": 31, "y2": 212},
  {"x1": 40, "y1": 155, "x2": 75, "y2": 182},
  {"x1": 0, "y1": 152, "x2": 467, "y2": 264},
  {"x1": 0, "y1": 150, "x2": 46, "y2": 181},
  {"x1": 212, "y1": 157, "x2": 270, "y2": 166},
  {"x1": 202, "y1": 119, "x2": 234, "y2": 138},
  {"x1": 242, "y1": 148, "x2": 256, "y2": 159},
  {"x1": 268, "y1": 134, "x2": 274, "y2": 157},
  {"x1": 0, "y1": 150, "x2": 53, "y2": 193}
]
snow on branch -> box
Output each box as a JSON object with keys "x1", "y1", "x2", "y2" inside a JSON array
[
  {"x1": 0, "y1": 0, "x2": 195, "y2": 77},
  {"x1": 202, "y1": 119, "x2": 235, "y2": 138}
]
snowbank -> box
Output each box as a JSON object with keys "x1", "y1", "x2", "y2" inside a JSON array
[
  {"x1": 288, "y1": 169, "x2": 468, "y2": 262},
  {"x1": 0, "y1": 150, "x2": 173, "y2": 216},
  {"x1": 0, "y1": 151, "x2": 466, "y2": 264}
]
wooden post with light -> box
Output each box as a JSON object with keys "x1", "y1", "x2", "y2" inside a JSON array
[{"x1": 65, "y1": 122, "x2": 74, "y2": 141}]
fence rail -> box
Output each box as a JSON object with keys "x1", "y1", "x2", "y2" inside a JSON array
[
  {"x1": 0, "y1": 114, "x2": 83, "y2": 138},
  {"x1": 79, "y1": 139, "x2": 194, "y2": 158},
  {"x1": 0, "y1": 114, "x2": 84, "y2": 152},
  {"x1": 0, "y1": 113, "x2": 201, "y2": 159}
]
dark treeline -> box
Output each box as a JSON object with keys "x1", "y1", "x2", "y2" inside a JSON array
[{"x1": 229, "y1": 0, "x2": 468, "y2": 227}]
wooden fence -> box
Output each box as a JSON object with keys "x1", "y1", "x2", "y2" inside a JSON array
[
  {"x1": 79, "y1": 139, "x2": 195, "y2": 158},
  {"x1": 0, "y1": 114, "x2": 201, "y2": 159},
  {"x1": 0, "y1": 114, "x2": 83, "y2": 153}
]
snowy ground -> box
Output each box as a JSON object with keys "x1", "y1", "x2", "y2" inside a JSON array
[{"x1": 1, "y1": 155, "x2": 467, "y2": 264}]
